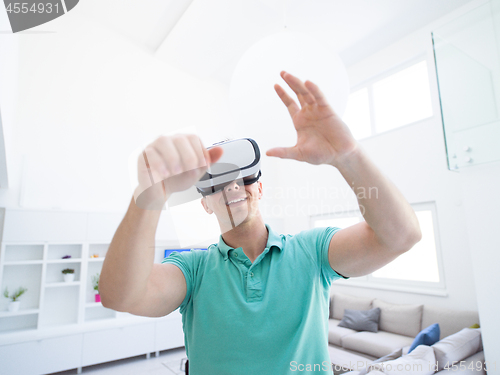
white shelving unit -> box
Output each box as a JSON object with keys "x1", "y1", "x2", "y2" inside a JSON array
[{"x1": 0, "y1": 208, "x2": 185, "y2": 375}]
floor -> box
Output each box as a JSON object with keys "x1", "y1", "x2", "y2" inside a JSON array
[
  {"x1": 50, "y1": 347, "x2": 187, "y2": 375},
  {"x1": 49, "y1": 346, "x2": 354, "y2": 375}
]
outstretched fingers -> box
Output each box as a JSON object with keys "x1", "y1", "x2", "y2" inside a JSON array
[
  {"x1": 275, "y1": 84, "x2": 300, "y2": 117},
  {"x1": 280, "y1": 71, "x2": 316, "y2": 107},
  {"x1": 304, "y1": 80, "x2": 329, "y2": 107}
]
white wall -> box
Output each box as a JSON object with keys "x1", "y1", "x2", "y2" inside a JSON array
[
  {"x1": 0, "y1": 10, "x2": 234, "y2": 213},
  {"x1": 0, "y1": 8, "x2": 18, "y2": 190},
  {"x1": 459, "y1": 162, "x2": 500, "y2": 370},
  {"x1": 0, "y1": 8, "x2": 288, "y2": 247}
]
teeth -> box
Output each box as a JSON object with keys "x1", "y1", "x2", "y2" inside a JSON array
[{"x1": 227, "y1": 198, "x2": 246, "y2": 205}]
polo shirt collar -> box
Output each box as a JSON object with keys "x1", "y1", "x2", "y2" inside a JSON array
[{"x1": 218, "y1": 223, "x2": 283, "y2": 260}]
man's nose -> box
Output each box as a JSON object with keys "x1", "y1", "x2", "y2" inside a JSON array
[{"x1": 224, "y1": 181, "x2": 240, "y2": 192}]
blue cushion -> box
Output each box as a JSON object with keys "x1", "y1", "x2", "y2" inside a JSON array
[{"x1": 408, "y1": 323, "x2": 440, "y2": 353}]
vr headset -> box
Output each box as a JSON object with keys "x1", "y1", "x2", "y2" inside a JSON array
[{"x1": 195, "y1": 138, "x2": 261, "y2": 196}]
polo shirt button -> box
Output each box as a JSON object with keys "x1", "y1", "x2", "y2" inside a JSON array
[
  {"x1": 250, "y1": 272, "x2": 254, "y2": 277},
  {"x1": 234, "y1": 253, "x2": 238, "y2": 257}
]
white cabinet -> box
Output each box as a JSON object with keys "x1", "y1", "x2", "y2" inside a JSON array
[
  {"x1": 0, "y1": 334, "x2": 83, "y2": 375},
  {"x1": 155, "y1": 312, "x2": 185, "y2": 352},
  {"x1": 82, "y1": 323, "x2": 156, "y2": 366},
  {"x1": 0, "y1": 241, "x2": 109, "y2": 332}
]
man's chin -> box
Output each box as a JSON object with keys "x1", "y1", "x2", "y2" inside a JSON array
[{"x1": 219, "y1": 211, "x2": 252, "y2": 233}]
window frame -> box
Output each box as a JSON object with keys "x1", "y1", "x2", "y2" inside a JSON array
[
  {"x1": 310, "y1": 201, "x2": 448, "y2": 297},
  {"x1": 346, "y1": 54, "x2": 436, "y2": 141}
]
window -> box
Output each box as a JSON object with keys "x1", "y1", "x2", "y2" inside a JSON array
[
  {"x1": 373, "y1": 61, "x2": 433, "y2": 132},
  {"x1": 342, "y1": 59, "x2": 434, "y2": 139},
  {"x1": 311, "y1": 202, "x2": 446, "y2": 296},
  {"x1": 341, "y1": 88, "x2": 371, "y2": 140}
]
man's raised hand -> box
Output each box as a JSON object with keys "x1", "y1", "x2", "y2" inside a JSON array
[
  {"x1": 134, "y1": 134, "x2": 223, "y2": 210},
  {"x1": 266, "y1": 71, "x2": 358, "y2": 167}
]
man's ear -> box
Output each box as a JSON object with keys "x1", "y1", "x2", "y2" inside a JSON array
[
  {"x1": 200, "y1": 196, "x2": 214, "y2": 214},
  {"x1": 257, "y1": 181, "x2": 263, "y2": 199}
]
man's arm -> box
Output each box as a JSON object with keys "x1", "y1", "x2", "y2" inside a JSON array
[
  {"x1": 99, "y1": 134, "x2": 222, "y2": 317},
  {"x1": 327, "y1": 147, "x2": 422, "y2": 278},
  {"x1": 99, "y1": 197, "x2": 187, "y2": 317},
  {"x1": 267, "y1": 71, "x2": 422, "y2": 278}
]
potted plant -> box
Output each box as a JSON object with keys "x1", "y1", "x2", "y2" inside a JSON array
[
  {"x1": 62, "y1": 268, "x2": 75, "y2": 283},
  {"x1": 91, "y1": 273, "x2": 100, "y2": 302},
  {"x1": 3, "y1": 287, "x2": 28, "y2": 312}
]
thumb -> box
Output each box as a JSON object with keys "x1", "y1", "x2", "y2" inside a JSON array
[
  {"x1": 266, "y1": 147, "x2": 299, "y2": 160},
  {"x1": 194, "y1": 146, "x2": 224, "y2": 181},
  {"x1": 207, "y1": 146, "x2": 223, "y2": 165}
]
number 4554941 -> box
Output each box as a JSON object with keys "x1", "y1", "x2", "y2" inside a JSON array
[{"x1": 6, "y1": 2, "x2": 61, "y2": 14}]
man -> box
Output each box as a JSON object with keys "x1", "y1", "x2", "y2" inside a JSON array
[{"x1": 100, "y1": 71, "x2": 422, "y2": 374}]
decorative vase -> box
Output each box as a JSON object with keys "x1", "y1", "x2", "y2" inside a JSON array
[
  {"x1": 8, "y1": 301, "x2": 20, "y2": 312},
  {"x1": 95, "y1": 293, "x2": 101, "y2": 303},
  {"x1": 63, "y1": 274, "x2": 75, "y2": 283}
]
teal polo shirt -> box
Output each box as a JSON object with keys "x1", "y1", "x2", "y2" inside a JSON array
[{"x1": 161, "y1": 223, "x2": 348, "y2": 375}]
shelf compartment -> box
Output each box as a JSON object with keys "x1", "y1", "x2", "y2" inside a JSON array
[
  {"x1": 47, "y1": 244, "x2": 82, "y2": 261},
  {"x1": 4, "y1": 244, "x2": 44, "y2": 262},
  {"x1": 39, "y1": 285, "x2": 79, "y2": 328},
  {"x1": 88, "y1": 244, "x2": 109, "y2": 259},
  {"x1": 45, "y1": 262, "x2": 81, "y2": 284},
  {"x1": 0, "y1": 313, "x2": 38, "y2": 333},
  {"x1": 86, "y1": 262, "x2": 103, "y2": 304},
  {"x1": 1, "y1": 264, "x2": 42, "y2": 312}
]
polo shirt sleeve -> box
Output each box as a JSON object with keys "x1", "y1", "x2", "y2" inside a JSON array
[
  {"x1": 161, "y1": 249, "x2": 206, "y2": 314},
  {"x1": 301, "y1": 226, "x2": 350, "y2": 283}
]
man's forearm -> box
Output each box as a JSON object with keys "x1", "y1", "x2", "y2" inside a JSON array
[
  {"x1": 333, "y1": 146, "x2": 422, "y2": 251},
  {"x1": 99, "y1": 195, "x2": 165, "y2": 310}
]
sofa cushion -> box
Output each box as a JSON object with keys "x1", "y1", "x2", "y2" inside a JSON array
[
  {"x1": 328, "y1": 319, "x2": 357, "y2": 346},
  {"x1": 338, "y1": 308, "x2": 381, "y2": 333},
  {"x1": 432, "y1": 328, "x2": 482, "y2": 371},
  {"x1": 341, "y1": 330, "x2": 414, "y2": 359},
  {"x1": 368, "y1": 345, "x2": 435, "y2": 375},
  {"x1": 409, "y1": 323, "x2": 440, "y2": 353},
  {"x1": 328, "y1": 344, "x2": 377, "y2": 372},
  {"x1": 421, "y1": 305, "x2": 480, "y2": 340},
  {"x1": 332, "y1": 293, "x2": 374, "y2": 320},
  {"x1": 373, "y1": 299, "x2": 423, "y2": 337},
  {"x1": 358, "y1": 348, "x2": 403, "y2": 375},
  {"x1": 434, "y1": 351, "x2": 485, "y2": 375}
]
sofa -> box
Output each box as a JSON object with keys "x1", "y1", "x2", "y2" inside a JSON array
[{"x1": 328, "y1": 293, "x2": 484, "y2": 374}]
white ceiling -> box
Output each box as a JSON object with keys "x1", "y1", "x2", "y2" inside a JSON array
[{"x1": 76, "y1": 0, "x2": 474, "y2": 84}]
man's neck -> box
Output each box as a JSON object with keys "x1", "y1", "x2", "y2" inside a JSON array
[{"x1": 220, "y1": 216, "x2": 268, "y2": 263}]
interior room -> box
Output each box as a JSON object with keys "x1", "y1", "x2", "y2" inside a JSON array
[{"x1": 0, "y1": 0, "x2": 499, "y2": 374}]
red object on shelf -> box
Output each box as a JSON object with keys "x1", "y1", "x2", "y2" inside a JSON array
[{"x1": 95, "y1": 294, "x2": 101, "y2": 303}]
